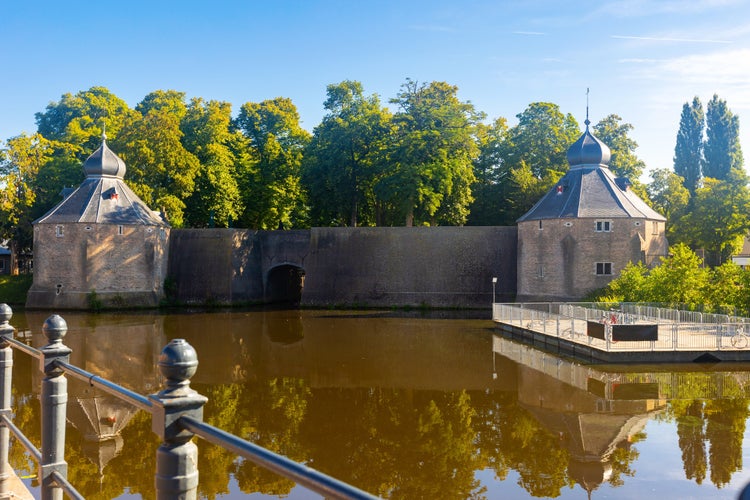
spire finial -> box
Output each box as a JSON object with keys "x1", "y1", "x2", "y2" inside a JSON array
[
  {"x1": 102, "y1": 121, "x2": 107, "y2": 142},
  {"x1": 585, "y1": 88, "x2": 590, "y2": 127}
]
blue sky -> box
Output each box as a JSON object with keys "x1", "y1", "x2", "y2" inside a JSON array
[{"x1": 2, "y1": 0, "x2": 750, "y2": 179}]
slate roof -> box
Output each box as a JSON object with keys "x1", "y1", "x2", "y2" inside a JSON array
[
  {"x1": 517, "y1": 123, "x2": 666, "y2": 222},
  {"x1": 34, "y1": 139, "x2": 168, "y2": 226}
]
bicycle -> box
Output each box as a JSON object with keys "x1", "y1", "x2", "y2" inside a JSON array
[{"x1": 731, "y1": 326, "x2": 749, "y2": 349}]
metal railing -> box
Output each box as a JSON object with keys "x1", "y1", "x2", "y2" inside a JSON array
[
  {"x1": 0, "y1": 304, "x2": 380, "y2": 500},
  {"x1": 492, "y1": 302, "x2": 750, "y2": 352}
]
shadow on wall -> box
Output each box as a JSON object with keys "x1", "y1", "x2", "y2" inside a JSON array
[{"x1": 266, "y1": 265, "x2": 305, "y2": 305}]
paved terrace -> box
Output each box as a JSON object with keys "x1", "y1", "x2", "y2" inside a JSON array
[{"x1": 492, "y1": 302, "x2": 750, "y2": 363}]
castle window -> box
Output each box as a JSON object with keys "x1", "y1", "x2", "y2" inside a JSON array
[
  {"x1": 652, "y1": 221, "x2": 659, "y2": 235},
  {"x1": 595, "y1": 220, "x2": 611, "y2": 232},
  {"x1": 537, "y1": 265, "x2": 545, "y2": 278},
  {"x1": 539, "y1": 220, "x2": 543, "y2": 230},
  {"x1": 118, "y1": 225, "x2": 124, "y2": 235},
  {"x1": 596, "y1": 262, "x2": 613, "y2": 275},
  {"x1": 55, "y1": 225, "x2": 64, "y2": 237}
]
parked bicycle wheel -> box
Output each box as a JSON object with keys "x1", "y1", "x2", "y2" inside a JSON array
[{"x1": 731, "y1": 334, "x2": 748, "y2": 349}]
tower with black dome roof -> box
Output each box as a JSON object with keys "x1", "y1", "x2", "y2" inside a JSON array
[
  {"x1": 26, "y1": 135, "x2": 170, "y2": 309},
  {"x1": 516, "y1": 116, "x2": 668, "y2": 301}
]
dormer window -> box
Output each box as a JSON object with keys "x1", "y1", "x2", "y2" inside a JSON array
[{"x1": 595, "y1": 220, "x2": 611, "y2": 232}]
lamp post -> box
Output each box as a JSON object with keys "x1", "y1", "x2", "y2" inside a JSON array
[{"x1": 492, "y1": 277, "x2": 498, "y2": 304}]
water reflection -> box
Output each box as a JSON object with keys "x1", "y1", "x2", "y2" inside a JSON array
[{"x1": 8, "y1": 310, "x2": 750, "y2": 498}]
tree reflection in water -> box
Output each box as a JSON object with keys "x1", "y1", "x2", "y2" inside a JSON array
[{"x1": 5, "y1": 310, "x2": 750, "y2": 498}]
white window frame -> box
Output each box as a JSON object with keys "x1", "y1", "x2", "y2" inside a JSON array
[
  {"x1": 55, "y1": 225, "x2": 64, "y2": 237},
  {"x1": 595, "y1": 220, "x2": 611, "y2": 232}
]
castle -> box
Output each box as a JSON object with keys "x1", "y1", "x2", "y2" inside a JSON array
[
  {"x1": 516, "y1": 118, "x2": 668, "y2": 301},
  {"x1": 26, "y1": 135, "x2": 170, "y2": 309},
  {"x1": 26, "y1": 122, "x2": 668, "y2": 309}
]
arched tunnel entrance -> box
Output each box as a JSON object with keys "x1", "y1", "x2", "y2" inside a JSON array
[{"x1": 265, "y1": 264, "x2": 305, "y2": 305}]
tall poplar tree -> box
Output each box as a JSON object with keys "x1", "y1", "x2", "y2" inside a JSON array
[
  {"x1": 673, "y1": 97, "x2": 704, "y2": 194},
  {"x1": 703, "y1": 94, "x2": 743, "y2": 180}
]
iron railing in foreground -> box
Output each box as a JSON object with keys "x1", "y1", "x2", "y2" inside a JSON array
[{"x1": 0, "y1": 304, "x2": 380, "y2": 500}]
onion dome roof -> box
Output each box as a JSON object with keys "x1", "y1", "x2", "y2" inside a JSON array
[
  {"x1": 566, "y1": 119, "x2": 611, "y2": 168},
  {"x1": 34, "y1": 137, "x2": 168, "y2": 226},
  {"x1": 517, "y1": 118, "x2": 665, "y2": 223},
  {"x1": 82, "y1": 136, "x2": 126, "y2": 178}
]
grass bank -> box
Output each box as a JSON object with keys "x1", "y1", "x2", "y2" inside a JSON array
[{"x1": 0, "y1": 275, "x2": 32, "y2": 306}]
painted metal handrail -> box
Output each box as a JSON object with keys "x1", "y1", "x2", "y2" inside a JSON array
[
  {"x1": 180, "y1": 415, "x2": 379, "y2": 500},
  {"x1": 0, "y1": 304, "x2": 381, "y2": 499}
]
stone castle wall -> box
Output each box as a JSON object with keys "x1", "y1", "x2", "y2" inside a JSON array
[
  {"x1": 27, "y1": 223, "x2": 169, "y2": 309},
  {"x1": 517, "y1": 217, "x2": 668, "y2": 301},
  {"x1": 168, "y1": 227, "x2": 518, "y2": 308}
]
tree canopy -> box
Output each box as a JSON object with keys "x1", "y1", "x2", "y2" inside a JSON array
[{"x1": 3, "y1": 82, "x2": 747, "y2": 283}]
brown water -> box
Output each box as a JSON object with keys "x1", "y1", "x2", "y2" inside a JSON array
[{"x1": 7, "y1": 308, "x2": 750, "y2": 499}]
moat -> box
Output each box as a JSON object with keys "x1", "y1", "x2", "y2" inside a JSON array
[{"x1": 7, "y1": 308, "x2": 750, "y2": 499}]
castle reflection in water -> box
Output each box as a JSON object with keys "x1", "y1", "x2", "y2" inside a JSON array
[{"x1": 10, "y1": 309, "x2": 750, "y2": 499}]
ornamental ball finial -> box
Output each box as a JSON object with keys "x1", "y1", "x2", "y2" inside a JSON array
[
  {"x1": 0, "y1": 304, "x2": 12, "y2": 325},
  {"x1": 158, "y1": 339, "x2": 198, "y2": 383},
  {"x1": 43, "y1": 314, "x2": 67, "y2": 343}
]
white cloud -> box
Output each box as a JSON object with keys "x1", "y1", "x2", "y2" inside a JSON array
[
  {"x1": 612, "y1": 34, "x2": 732, "y2": 44},
  {"x1": 662, "y1": 48, "x2": 750, "y2": 85}
]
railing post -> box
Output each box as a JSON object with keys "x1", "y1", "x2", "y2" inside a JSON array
[
  {"x1": 150, "y1": 339, "x2": 208, "y2": 499},
  {"x1": 40, "y1": 315, "x2": 71, "y2": 500},
  {"x1": 0, "y1": 304, "x2": 14, "y2": 497}
]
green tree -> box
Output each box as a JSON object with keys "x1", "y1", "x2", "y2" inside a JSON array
[
  {"x1": 303, "y1": 81, "x2": 392, "y2": 226},
  {"x1": 704, "y1": 94, "x2": 743, "y2": 180},
  {"x1": 641, "y1": 243, "x2": 709, "y2": 307},
  {"x1": 466, "y1": 117, "x2": 511, "y2": 225},
  {"x1": 0, "y1": 134, "x2": 51, "y2": 273},
  {"x1": 673, "y1": 97, "x2": 704, "y2": 194},
  {"x1": 705, "y1": 261, "x2": 745, "y2": 314},
  {"x1": 234, "y1": 98, "x2": 311, "y2": 229},
  {"x1": 377, "y1": 79, "x2": 481, "y2": 226},
  {"x1": 647, "y1": 168, "x2": 690, "y2": 241},
  {"x1": 674, "y1": 400, "x2": 707, "y2": 484},
  {"x1": 679, "y1": 169, "x2": 750, "y2": 266},
  {"x1": 114, "y1": 90, "x2": 201, "y2": 227},
  {"x1": 35, "y1": 86, "x2": 135, "y2": 160},
  {"x1": 505, "y1": 102, "x2": 579, "y2": 179},
  {"x1": 0, "y1": 134, "x2": 80, "y2": 272},
  {"x1": 596, "y1": 261, "x2": 651, "y2": 303},
  {"x1": 493, "y1": 102, "x2": 578, "y2": 223},
  {"x1": 181, "y1": 98, "x2": 243, "y2": 228},
  {"x1": 593, "y1": 114, "x2": 645, "y2": 181}
]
